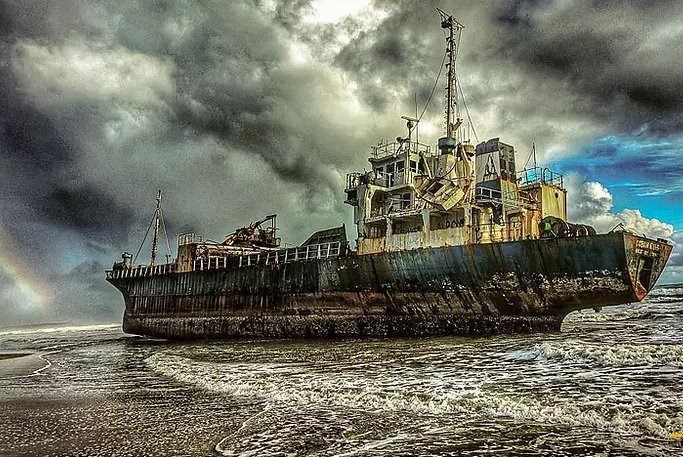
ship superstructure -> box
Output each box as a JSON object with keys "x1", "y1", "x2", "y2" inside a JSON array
[{"x1": 344, "y1": 10, "x2": 586, "y2": 255}]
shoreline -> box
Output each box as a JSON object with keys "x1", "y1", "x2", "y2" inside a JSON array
[
  {"x1": 0, "y1": 353, "x2": 32, "y2": 361},
  {"x1": 0, "y1": 352, "x2": 48, "y2": 377}
]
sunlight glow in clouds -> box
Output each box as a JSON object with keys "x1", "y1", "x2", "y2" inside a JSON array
[{"x1": 303, "y1": 0, "x2": 371, "y2": 24}]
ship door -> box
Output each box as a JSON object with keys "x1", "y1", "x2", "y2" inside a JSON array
[{"x1": 636, "y1": 256, "x2": 654, "y2": 290}]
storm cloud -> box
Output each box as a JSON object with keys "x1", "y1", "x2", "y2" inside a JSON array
[
  {"x1": 495, "y1": 0, "x2": 683, "y2": 134},
  {"x1": 0, "y1": 0, "x2": 681, "y2": 325}
]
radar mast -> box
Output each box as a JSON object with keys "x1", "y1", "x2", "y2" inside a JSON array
[
  {"x1": 150, "y1": 190, "x2": 162, "y2": 266},
  {"x1": 437, "y1": 8, "x2": 465, "y2": 153}
]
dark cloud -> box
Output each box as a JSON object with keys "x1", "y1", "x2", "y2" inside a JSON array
[
  {"x1": 492, "y1": 0, "x2": 683, "y2": 134},
  {"x1": 0, "y1": 0, "x2": 371, "y2": 324},
  {"x1": 40, "y1": 186, "x2": 134, "y2": 237},
  {"x1": 47, "y1": 259, "x2": 124, "y2": 323},
  {"x1": 496, "y1": 0, "x2": 547, "y2": 26},
  {"x1": 0, "y1": 93, "x2": 76, "y2": 172}
]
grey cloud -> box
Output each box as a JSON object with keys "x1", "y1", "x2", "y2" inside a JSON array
[
  {"x1": 333, "y1": 0, "x2": 442, "y2": 111},
  {"x1": 493, "y1": 0, "x2": 683, "y2": 134},
  {"x1": 40, "y1": 186, "x2": 134, "y2": 239}
]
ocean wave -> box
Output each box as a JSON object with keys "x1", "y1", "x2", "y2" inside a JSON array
[
  {"x1": 0, "y1": 323, "x2": 120, "y2": 336},
  {"x1": 525, "y1": 341, "x2": 683, "y2": 367},
  {"x1": 147, "y1": 352, "x2": 682, "y2": 446},
  {"x1": 566, "y1": 307, "x2": 659, "y2": 323},
  {"x1": 649, "y1": 286, "x2": 683, "y2": 298}
]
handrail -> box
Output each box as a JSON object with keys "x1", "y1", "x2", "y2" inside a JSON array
[
  {"x1": 106, "y1": 262, "x2": 177, "y2": 280},
  {"x1": 234, "y1": 241, "x2": 345, "y2": 269},
  {"x1": 517, "y1": 166, "x2": 564, "y2": 189},
  {"x1": 370, "y1": 140, "x2": 434, "y2": 159},
  {"x1": 107, "y1": 241, "x2": 348, "y2": 279}
]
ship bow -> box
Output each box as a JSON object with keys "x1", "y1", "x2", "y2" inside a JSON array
[{"x1": 624, "y1": 233, "x2": 673, "y2": 301}]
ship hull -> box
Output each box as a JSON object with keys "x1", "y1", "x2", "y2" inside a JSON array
[{"x1": 107, "y1": 232, "x2": 671, "y2": 339}]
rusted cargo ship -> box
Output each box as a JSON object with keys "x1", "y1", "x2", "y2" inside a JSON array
[{"x1": 106, "y1": 11, "x2": 672, "y2": 339}]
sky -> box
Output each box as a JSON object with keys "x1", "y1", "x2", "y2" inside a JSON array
[{"x1": 0, "y1": 0, "x2": 681, "y2": 325}]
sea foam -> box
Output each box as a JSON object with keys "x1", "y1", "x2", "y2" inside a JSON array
[
  {"x1": 147, "y1": 352, "x2": 682, "y2": 443},
  {"x1": 528, "y1": 341, "x2": 683, "y2": 367}
]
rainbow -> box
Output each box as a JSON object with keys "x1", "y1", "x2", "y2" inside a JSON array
[{"x1": 0, "y1": 225, "x2": 51, "y2": 308}]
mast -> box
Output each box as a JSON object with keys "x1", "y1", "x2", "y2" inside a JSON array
[
  {"x1": 437, "y1": 9, "x2": 465, "y2": 153},
  {"x1": 150, "y1": 190, "x2": 162, "y2": 266}
]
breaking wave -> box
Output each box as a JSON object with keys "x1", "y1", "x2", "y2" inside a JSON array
[
  {"x1": 648, "y1": 285, "x2": 683, "y2": 299},
  {"x1": 146, "y1": 352, "x2": 682, "y2": 442},
  {"x1": 566, "y1": 307, "x2": 659, "y2": 323},
  {"x1": 526, "y1": 341, "x2": 683, "y2": 367},
  {"x1": 0, "y1": 323, "x2": 119, "y2": 336}
]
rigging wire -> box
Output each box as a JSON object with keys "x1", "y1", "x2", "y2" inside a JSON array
[
  {"x1": 457, "y1": 79, "x2": 479, "y2": 144},
  {"x1": 160, "y1": 208, "x2": 173, "y2": 262},
  {"x1": 132, "y1": 196, "x2": 173, "y2": 265},
  {"x1": 418, "y1": 50, "x2": 447, "y2": 122},
  {"x1": 133, "y1": 210, "x2": 156, "y2": 265},
  {"x1": 522, "y1": 143, "x2": 536, "y2": 170}
]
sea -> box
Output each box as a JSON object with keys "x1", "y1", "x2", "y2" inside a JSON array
[{"x1": 1, "y1": 286, "x2": 682, "y2": 457}]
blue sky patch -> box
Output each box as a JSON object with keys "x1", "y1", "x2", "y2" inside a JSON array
[{"x1": 550, "y1": 135, "x2": 683, "y2": 229}]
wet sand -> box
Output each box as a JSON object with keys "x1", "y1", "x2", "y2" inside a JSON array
[{"x1": 0, "y1": 352, "x2": 48, "y2": 377}]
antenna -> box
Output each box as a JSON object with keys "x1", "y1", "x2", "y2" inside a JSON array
[
  {"x1": 436, "y1": 8, "x2": 465, "y2": 154},
  {"x1": 414, "y1": 92, "x2": 419, "y2": 144},
  {"x1": 438, "y1": 9, "x2": 464, "y2": 137},
  {"x1": 150, "y1": 190, "x2": 161, "y2": 266}
]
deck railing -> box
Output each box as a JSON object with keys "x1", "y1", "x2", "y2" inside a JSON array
[
  {"x1": 106, "y1": 262, "x2": 177, "y2": 280},
  {"x1": 106, "y1": 241, "x2": 347, "y2": 279},
  {"x1": 517, "y1": 166, "x2": 564, "y2": 189},
  {"x1": 370, "y1": 141, "x2": 434, "y2": 160},
  {"x1": 218, "y1": 241, "x2": 345, "y2": 270}
]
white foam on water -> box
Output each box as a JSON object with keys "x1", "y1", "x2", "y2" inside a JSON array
[
  {"x1": 648, "y1": 286, "x2": 683, "y2": 298},
  {"x1": 528, "y1": 341, "x2": 683, "y2": 367},
  {"x1": 0, "y1": 323, "x2": 119, "y2": 336},
  {"x1": 31, "y1": 353, "x2": 52, "y2": 375},
  {"x1": 147, "y1": 351, "x2": 683, "y2": 452},
  {"x1": 566, "y1": 307, "x2": 658, "y2": 323}
]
